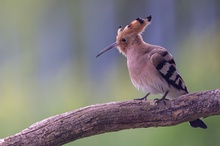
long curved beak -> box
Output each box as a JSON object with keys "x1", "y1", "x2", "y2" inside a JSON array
[{"x1": 96, "y1": 42, "x2": 118, "y2": 58}]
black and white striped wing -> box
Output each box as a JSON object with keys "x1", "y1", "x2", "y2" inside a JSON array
[{"x1": 150, "y1": 51, "x2": 188, "y2": 93}]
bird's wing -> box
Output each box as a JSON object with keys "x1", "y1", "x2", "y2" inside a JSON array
[{"x1": 150, "y1": 50, "x2": 188, "y2": 93}]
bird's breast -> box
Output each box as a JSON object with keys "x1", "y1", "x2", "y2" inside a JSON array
[
  {"x1": 127, "y1": 57, "x2": 150, "y2": 90},
  {"x1": 127, "y1": 56, "x2": 170, "y2": 94}
]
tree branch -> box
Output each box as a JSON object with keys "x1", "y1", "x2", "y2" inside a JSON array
[{"x1": 0, "y1": 89, "x2": 220, "y2": 146}]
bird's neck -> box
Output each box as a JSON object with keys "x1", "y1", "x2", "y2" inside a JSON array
[{"x1": 126, "y1": 40, "x2": 150, "y2": 59}]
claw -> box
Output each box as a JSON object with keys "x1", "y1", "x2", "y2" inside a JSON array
[
  {"x1": 154, "y1": 91, "x2": 169, "y2": 105},
  {"x1": 134, "y1": 93, "x2": 150, "y2": 101},
  {"x1": 154, "y1": 97, "x2": 169, "y2": 105}
]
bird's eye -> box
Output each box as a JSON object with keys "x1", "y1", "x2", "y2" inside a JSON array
[{"x1": 121, "y1": 38, "x2": 126, "y2": 42}]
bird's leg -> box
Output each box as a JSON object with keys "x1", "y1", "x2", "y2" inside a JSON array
[
  {"x1": 134, "y1": 93, "x2": 150, "y2": 101},
  {"x1": 154, "y1": 91, "x2": 169, "y2": 104}
]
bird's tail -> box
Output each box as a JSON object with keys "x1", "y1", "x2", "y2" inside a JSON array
[{"x1": 189, "y1": 118, "x2": 207, "y2": 129}]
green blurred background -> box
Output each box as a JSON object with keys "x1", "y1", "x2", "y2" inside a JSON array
[{"x1": 0, "y1": 0, "x2": 220, "y2": 145}]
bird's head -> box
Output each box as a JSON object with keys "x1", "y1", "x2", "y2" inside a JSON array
[{"x1": 96, "y1": 15, "x2": 152, "y2": 58}]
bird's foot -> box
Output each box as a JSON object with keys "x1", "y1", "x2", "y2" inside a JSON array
[
  {"x1": 154, "y1": 97, "x2": 169, "y2": 105},
  {"x1": 154, "y1": 91, "x2": 169, "y2": 105},
  {"x1": 134, "y1": 96, "x2": 147, "y2": 101},
  {"x1": 134, "y1": 93, "x2": 150, "y2": 101}
]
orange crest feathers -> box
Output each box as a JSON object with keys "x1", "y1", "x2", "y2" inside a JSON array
[{"x1": 117, "y1": 15, "x2": 152, "y2": 36}]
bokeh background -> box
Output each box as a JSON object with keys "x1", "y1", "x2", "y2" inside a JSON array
[{"x1": 0, "y1": 0, "x2": 220, "y2": 145}]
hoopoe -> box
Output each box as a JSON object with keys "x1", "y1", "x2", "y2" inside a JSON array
[{"x1": 96, "y1": 15, "x2": 207, "y2": 129}]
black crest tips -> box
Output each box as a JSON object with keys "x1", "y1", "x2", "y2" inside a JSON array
[
  {"x1": 146, "y1": 15, "x2": 152, "y2": 22},
  {"x1": 136, "y1": 17, "x2": 144, "y2": 24},
  {"x1": 118, "y1": 26, "x2": 121, "y2": 28}
]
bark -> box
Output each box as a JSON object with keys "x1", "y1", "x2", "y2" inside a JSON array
[{"x1": 0, "y1": 89, "x2": 220, "y2": 146}]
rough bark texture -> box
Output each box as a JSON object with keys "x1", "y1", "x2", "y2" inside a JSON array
[{"x1": 0, "y1": 89, "x2": 220, "y2": 146}]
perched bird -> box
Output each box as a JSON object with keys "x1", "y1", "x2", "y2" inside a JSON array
[{"x1": 96, "y1": 15, "x2": 207, "y2": 129}]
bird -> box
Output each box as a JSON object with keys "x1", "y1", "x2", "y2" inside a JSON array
[{"x1": 96, "y1": 15, "x2": 207, "y2": 129}]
